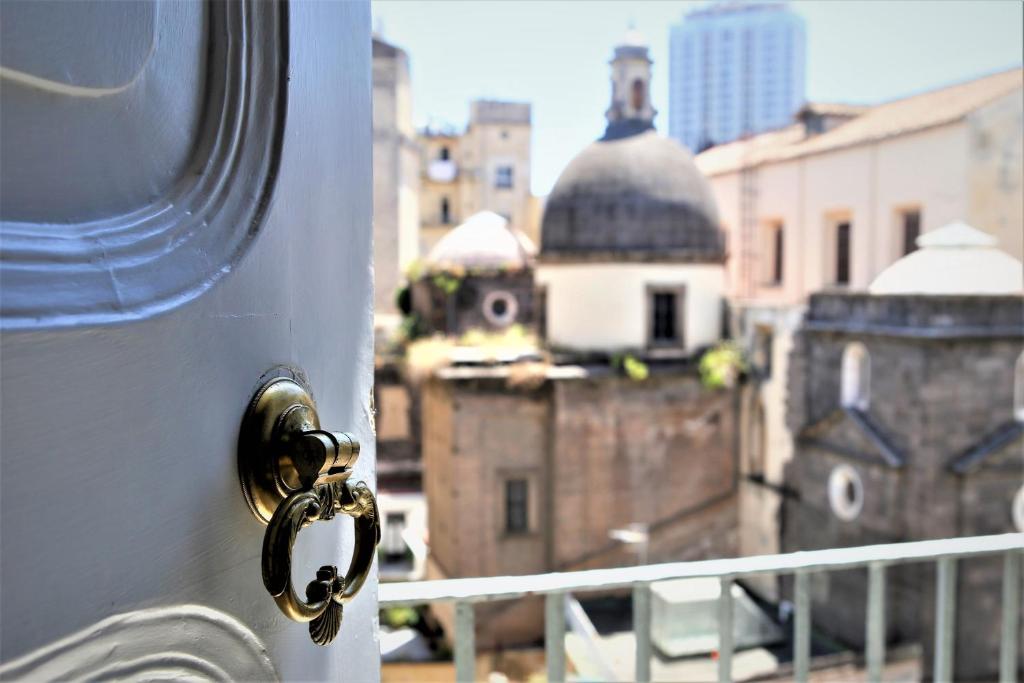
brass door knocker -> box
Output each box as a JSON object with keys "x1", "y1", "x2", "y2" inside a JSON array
[{"x1": 238, "y1": 376, "x2": 380, "y2": 646}]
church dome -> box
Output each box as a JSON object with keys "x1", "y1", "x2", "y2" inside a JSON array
[
  {"x1": 540, "y1": 130, "x2": 724, "y2": 260},
  {"x1": 869, "y1": 221, "x2": 1023, "y2": 295},
  {"x1": 425, "y1": 211, "x2": 536, "y2": 271}
]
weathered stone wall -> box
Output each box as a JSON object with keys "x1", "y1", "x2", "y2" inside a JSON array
[
  {"x1": 785, "y1": 292, "x2": 1024, "y2": 680},
  {"x1": 423, "y1": 369, "x2": 740, "y2": 647},
  {"x1": 550, "y1": 374, "x2": 738, "y2": 569},
  {"x1": 411, "y1": 270, "x2": 537, "y2": 336}
]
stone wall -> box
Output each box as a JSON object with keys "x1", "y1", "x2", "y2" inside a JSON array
[
  {"x1": 423, "y1": 368, "x2": 740, "y2": 647},
  {"x1": 784, "y1": 292, "x2": 1024, "y2": 680},
  {"x1": 550, "y1": 375, "x2": 738, "y2": 569},
  {"x1": 411, "y1": 270, "x2": 537, "y2": 336}
]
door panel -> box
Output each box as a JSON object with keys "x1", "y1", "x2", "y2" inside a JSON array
[
  {"x1": 0, "y1": 0, "x2": 285, "y2": 330},
  {"x1": 0, "y1": 2, "x2": 377, "y2": 680},
  {"x1": 0, "y1": 606, "x2": 278, "y2": 680}
]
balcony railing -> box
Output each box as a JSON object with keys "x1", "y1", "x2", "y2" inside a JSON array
[{"x1": 379, "y1": 533, "x2": 1023, "y2": 682}]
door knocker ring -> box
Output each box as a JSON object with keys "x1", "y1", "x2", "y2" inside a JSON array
[{"x1": 238, "y1": 376, "x2": 381, "y2": 646}]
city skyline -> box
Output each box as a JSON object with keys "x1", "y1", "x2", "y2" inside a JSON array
[{"x1": 372, "y1": 0, "x2": 1024, "y2": 196}]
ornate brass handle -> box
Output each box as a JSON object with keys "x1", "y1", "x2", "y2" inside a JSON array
[{"x1": 238, "y1": 376, "x2": 380, "y2": 646}]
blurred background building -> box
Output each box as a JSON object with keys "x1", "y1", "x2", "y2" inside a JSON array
[
  {"x1": 372, "y1": 36, "x2": 420, "y2": 332},
  {"x1": 418, "y1": 101, "x2": 538, "y2": 255},
  {"x1": 785, "y1": 222, "x2": 1024, "y2": 680},
  {"x1": 695, "y1": 67, "x2": 1024, "y2": 577},
  {"x1": 669, "y1": 1, "x2": 806, "y2": 152}
]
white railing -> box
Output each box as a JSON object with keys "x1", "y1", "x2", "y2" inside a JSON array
[{"x1": 379, "y1": 533, "x2": 1023, "y2": 683}]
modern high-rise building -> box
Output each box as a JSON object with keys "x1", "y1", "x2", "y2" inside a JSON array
[{"x1": 669, "y1": 1, "x2": 806, "y2": 152}]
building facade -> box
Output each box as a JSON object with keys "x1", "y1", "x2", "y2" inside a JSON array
[
  {"x1": 418, "y1": 101, "x2": 534, "y2": 255},
  {"x1": 423, "y1": 368, "x2": 739, "y2": 647},
  {"x1": 784, "y1": 224, "x2": 1024, "y2": 680},
  {"x1": 669, "y1": 1, "x2": 806, "y2": 152},
  {"x1": 373, "y1": 36, "x2": 421, "y2": 326},
  {"x1": 694, "y1": 68, "x2": 1024, "y2": 574}
]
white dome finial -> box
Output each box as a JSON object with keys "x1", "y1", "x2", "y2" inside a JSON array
[{"x1": 869, "y1": 221, "x2": 1023, "y2": 295}]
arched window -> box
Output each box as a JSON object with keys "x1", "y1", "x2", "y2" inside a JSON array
[
  {"x1": 631, "y1": 78, "x2": 646, "y2": 112},
  {"x1": 440, "y1": 197, "x2": 451, "y2": 225},
  {"x1": 1014, "y1": 352, "x2": 1024, "y2": 422},
  {"x1": 840, "y1": 342, "x2": 870, "y2": 410},
  {"x1": 439, "y1": 146, "x2": 450, "y2": 161}
]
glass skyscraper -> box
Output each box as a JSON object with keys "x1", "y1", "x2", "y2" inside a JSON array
[{"x1": 669, "y1": 1, "x2": 806, "y2": 152}]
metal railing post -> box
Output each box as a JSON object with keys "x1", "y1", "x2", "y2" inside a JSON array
[
  {"x1": 546, "y1": 591, "x2": 567, "y2": 683},
  {"x1": 934, "y1": 557, "x2": 957, "y2": 683},
  {"x1": 866, "y1": 562, "x2": 887, "y2": 681},
  {"x1": 794, "y1": 570, "x2": 811, "y2": 682},
  {"x1": 454, "y1": 601, "x2": 475, "y2": 683},
  {"x1": 634, "y1": 583, "x2": 652, "y2": 683},
  {"x1": 1000, "y1": 551, "x2": 1021, "y2": 683},
  {"x1": 718, "y1": 576, "x2": 734, "y2": 683}
]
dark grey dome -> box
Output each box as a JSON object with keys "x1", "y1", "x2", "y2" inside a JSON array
[{"x1": 541, "y1": 131, "x2": 724, "y2": 262}]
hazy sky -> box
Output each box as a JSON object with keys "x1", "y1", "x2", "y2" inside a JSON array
[{"x1": 372, "y1": 1, "x2": 1024, "y2": 196}]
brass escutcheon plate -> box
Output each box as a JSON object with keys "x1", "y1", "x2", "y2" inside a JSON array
[{"x1": 239, "y1": 377, "x2": 321, "y2": 524}]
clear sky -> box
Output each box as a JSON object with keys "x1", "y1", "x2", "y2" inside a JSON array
[{"x1": 372, "y1": 1, "x2": 1024, "y2": 196}]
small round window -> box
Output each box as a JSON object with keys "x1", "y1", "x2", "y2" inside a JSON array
[
  {"x1": 828, "y1": 464, "x2": 864, "y2": 522},
  {"x1": 1013, "y1": 486, "x2": 1024, "y2": 532},
  {"x1": 482, "y1": 290, "x2": 518, "y2": 327}
]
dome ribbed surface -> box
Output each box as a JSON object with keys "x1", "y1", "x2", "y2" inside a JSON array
[
  {"x1": 541, "y1": 131, "x2": 723, "y2": 261},
  {"x1": 426, "y1": 211, "x2": 536, "y2": 270}
]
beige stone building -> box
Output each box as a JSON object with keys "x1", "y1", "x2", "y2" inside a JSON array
[
  {"x1": 418, "y1": 100, "x2": 535, "y2": 254},
  {"x1": 423, "y1": 369, "x2": 739, "y2": 647},
  {"x1": 694, "y1": 68, "x2": 1024, "y2": 572},
  {"x1": 373, "y1": 36, "x2": 420, "y2": 327}
]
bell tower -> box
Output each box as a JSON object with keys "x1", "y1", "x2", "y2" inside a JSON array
[{"x1": 604, "y1": 27, "x2": 656, "y2": 139}]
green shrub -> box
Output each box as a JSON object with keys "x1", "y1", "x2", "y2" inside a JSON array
[
  {"x1": 611, "y1": 353, "x2": 649, "y2": 381},
  {"x1": 431, "y1": 272, "x2": 461, "y2": 295},
  {"x1": 380, "y1": 606, "x2": 419, "y2": 629},
  {"x1": 699, "y1": 342, "x2": 748, "y2": 389}
]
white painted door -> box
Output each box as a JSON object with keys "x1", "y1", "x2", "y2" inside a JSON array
[{"x1": 0, "y1": 2, "x2": 378, "y2": 680}]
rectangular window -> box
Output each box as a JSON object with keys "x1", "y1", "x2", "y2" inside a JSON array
[
  {"x1": 505, "y1": 479, "x2": 528, "y2": 534},
  {"x1": 901, "y1": 209, "x2": 921, "y2": 255},
  {"x1": 652, "y1": 292, "x2": 677, "y2": 342},
  {"x1": 440, "y1": 197, "x2": 451, "y2": 225},
  {"x1": 383, "y1": 512, "x2": 407, "y2": 557},
  {"x1": 835, "y1": 221, "x2": 851, "y2": 285},
  {"x1": 772, "y1": 224, "x2": 784, "y2": 284},
  {"x1": 647, "y1": 285, "x2": 686, "y2": 348},
  {"x1": 495, "y1": 165, "x2": 514, "y2": 189},
  {"x1": 761, "y1": 221, "x2": 784, "y2": 286}
]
